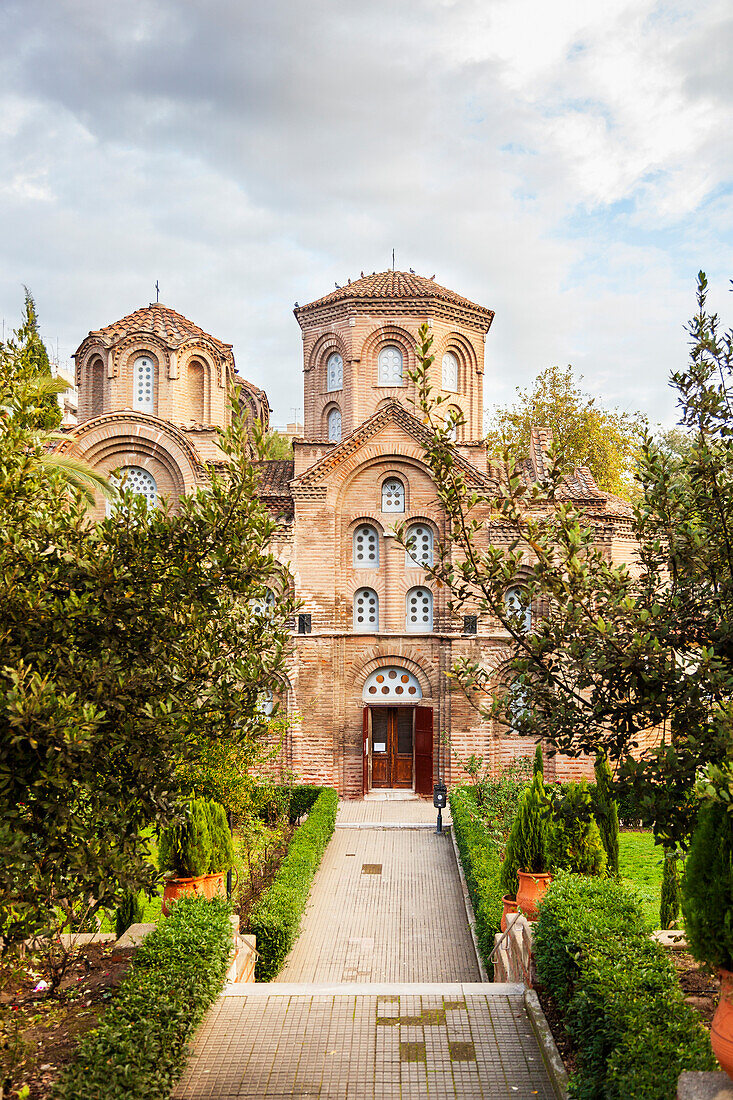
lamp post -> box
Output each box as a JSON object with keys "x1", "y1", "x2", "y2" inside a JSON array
[{"x1": 433, "y1": 779, "x2": 447, "y2": 835}]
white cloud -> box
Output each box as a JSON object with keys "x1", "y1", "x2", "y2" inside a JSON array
[{"x1": 0, "y1": 0, "x2": 730, "y2": 426}]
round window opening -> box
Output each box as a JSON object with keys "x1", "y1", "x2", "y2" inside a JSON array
[{"x1": 362, "y1": 666, "x2": 422, "y2": 702}]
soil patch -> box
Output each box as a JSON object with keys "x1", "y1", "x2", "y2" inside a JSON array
[
  {"x1": 535, "y1": 986, "x2": 577, "y2": 1077},
  {"x1": 0, "y1": 943, "x2": 131, "y2": 1100},
  {"x1": 668, "y1": 949, "x2": 720, "y2": 1028}
]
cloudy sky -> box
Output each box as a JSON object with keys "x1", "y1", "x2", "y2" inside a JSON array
[{"x1": 1, "y1": 0, "x2": 731, "y2": 427}]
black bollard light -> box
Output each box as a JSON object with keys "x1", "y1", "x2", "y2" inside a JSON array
[{"x1": 433, "y1": 780, "x2": 447, "y2": 835}]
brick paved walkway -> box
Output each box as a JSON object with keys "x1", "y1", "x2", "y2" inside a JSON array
[
  {"x1": 174, "y1": 986, "x2": 557, "y2": 1099},
  {"x1": 174, "y1": 799, "x2": 560, "y2": 1099}
]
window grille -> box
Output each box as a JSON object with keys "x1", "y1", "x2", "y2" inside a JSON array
[
  {"x1": 354, "y1": 587, "x2": 379, "y2": 631},
  {"x1": 363, "y1": 666, "x2": 422, "y2": 701},
  {"x1": 381, "y1": 477, "x2": 405, "y2": 512},
  {"x1": 504, "y1": 585, "x2": 532, "y2": 632},
  {"x1": 328, "y1": 407, "x2": 342, "y2": 442},
  {"x1": 133, "y1": 355, "x2": 155, "y2": 413},
  {"x1": 378, "y1": 345, "x2": 403, "y2": 385},
  {"x1": 353, "y1": 523, "x2": 379, "y2": 567},
  {"x1": 442, "y1": 352, "x2": 458, "y2": 391},
  {"x1": 327, "y1": 352, "x2": 343, "y2": 391},
  {"x1": 107, "y1": 466, "x2": 157, "y2": 514},
  {"x1": 406, "y1": 586, "x2": 433, "y2": 632},
  {"x1": 405, "y1": 523, "x2": 433, "y2": 567}
]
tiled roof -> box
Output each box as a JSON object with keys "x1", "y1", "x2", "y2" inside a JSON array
[
  {"x1": 87, "y1": 303, "x2": 232, "y2": 352},
  {"x1": 296, "y1": 270, "x2": 494, "y2": 319},
  {"x1": 256, "y1": 460, "x2": 294, "y2": 497}
]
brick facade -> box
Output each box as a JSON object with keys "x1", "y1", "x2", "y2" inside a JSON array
[{"x1": 62, "y1": 274, "x2": 644, "y2": 797}]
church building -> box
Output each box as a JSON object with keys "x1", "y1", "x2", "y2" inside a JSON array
[{"x1": 60, "y1": 270, "x2": 636, "y2": 797}]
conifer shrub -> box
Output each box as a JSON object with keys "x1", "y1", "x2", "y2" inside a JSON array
[
  {"x1": 500, "y1": 773, "x2": 551, "y2": 897},
  {"x1": 114, "y1": 890, "x2": 146, "y2": 938},
  {"x1": 682, "y1": 798, "x2": 733, "y2": 971},
  {"x1": 593, "y1": 751, "x2": 620, "y2": 875},
  {"x1": 204, "y1": 799, "x2": 236, "y2": 874},
  {"x1": 660, "y1": 848, "x2": 682, "y2": 929},
  {"x1": 533, "y1": 742, "x2": 544, "y2": 777},
  {"x1": 158, "y1": 798, "x2": 212, "y2": 878},
  {"x1": 547, "y1": 779, "x2": 607, "y2": 876}
]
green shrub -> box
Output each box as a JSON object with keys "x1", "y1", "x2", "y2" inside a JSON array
[
  {"x1": 533, "y1": 742, "x2": 544, "y2": 777},
  {"x1": 535, "y1": 874, "x2": 715, "y2": 1098},
  {"x1": 547, "y1": 780, "x2": 607, "y2": 876},
  {"x1": 500, "y1": 774, "x2": 551, "y2": 897},
  {"x1": 205, "y1": 799, "x2": 236, "y2": 874},
  {"x1": 247, "y1": 787, "x2": 337, "y2": 979},
  {"x1": 682, "y1": 798, "x2": 733, "y2": 970},
  {"x1": 449, "y1": 787, "x2": 504, "y2": 975},
  {"x1": 114, "y1": 889, "x2": 145, "y2": 938},
  {"x1": 288, "y1": 784, "x2": 323, "y2": 824},
  {"x1": 593, "y1": 752, "x2": 620, "y2": 875},
  {"x1": 54, "y1": 896, "x2": 232, "y2": 1100},
  {"x1": 158, "y1": 797, "x2": 212, "y2": 878},
  {"x1": 660, "y1": 848, "x2": 682, "y2": 929}
]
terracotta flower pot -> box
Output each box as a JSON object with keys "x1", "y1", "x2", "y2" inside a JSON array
[
  {"x1": 516, "y1": 870, "x2": 552, "y2": 921},
  {"x1": 161, "y1": 874, "x2": 207, "y2": 916},
  {"x1": 713, "y1": 968, "x2": 733, "y2": 1078},
  {"x1": 501, "y1": 896, "x2": 519, "y2": 932},
  {"x1": 202, "y1": 872, "x2": 227, "y2": 901}
]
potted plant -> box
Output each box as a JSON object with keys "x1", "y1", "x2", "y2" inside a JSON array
[
  {"x1": 681, "y1": 764, "x2": 733, "y2": 1078},
  {"x1": 500, "y1": 773, "x2": 552, "y2": 921},
  {"x1": 159, "y1": 797, "x2": 213, "y2": 914}
]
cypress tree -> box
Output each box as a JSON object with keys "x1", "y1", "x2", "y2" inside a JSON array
[
  {"x1": 547, "y1": 779, "x2": 607, "y2": 876},
  {"x1": 533, "y1": 742, "x2": 544, "y2": 778},
  {"x1": 593, "y1": 751, "x2": 620, "y2": 876},
  {"x1": 660, "y1": 848, "x2": 681, "y2": 929},
  {"x1": 159, "y1": 798, "x2": 212, "y2": 878},
  {"x1": 205, "y1": 799, "x2": 236, "y2": 873},
  {"x1": 115, "y1": 890, "x2": 145, "y2": 937},
  {"x1": 501, "y1": 774, "x2": 550, "y2": 897}
]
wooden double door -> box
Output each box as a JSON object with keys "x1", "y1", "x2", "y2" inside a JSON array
[{"x1": 371, "y1": 707, "x2": 414, "y2": 788}]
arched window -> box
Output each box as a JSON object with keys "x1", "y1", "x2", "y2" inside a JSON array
[
  {"x1": 326, "y1": 352, "x2": 343, "y2": 392},
  {"x1": 353, "y1": 587, "x2": 379, "y2": 632},
  {"x1": 256, "y1": 689, "x2": 274, "y2": 716},
  {"x1": 381, "y1": 477, "x2": 405, "y2": 512},
  {"x1": 107, "y1": 466, "x2": 157, "y2": 515},
  {"x1": 250, "y1": 588, "x2": 276, "y2": 615},
  {"x1": 89, "y1": 356, "x2": 104, "y2": 418},
  {"x1": 378, "y1": 345, "x2": 404, "y2": 385},
  {"x1": 505, "y1": 585, "x2": 531, "y2": 632},
  {"x1": 406, "y1": 586, "x2": 433, "y2": 632},
  {"x1": 133, "y1": 355, "x2": 155, "y2": 414},
  {"x1": 327, "y1": 407, "x2": 342, "y2": 443},
  {"x1": 353, "y1": 523, "x2": 379, "y2": 567},
  {"x1": 405, "y1": 523, "x2": 434, "y2": 567},
  {"x1": 446, "y1": 405, "x2": 461, "y2": 442},
  {"x1": 363, "y1": 666, "x2": 422, "y2": 701},
  {"x1": 442, "y1": 352, "x2": 458, "y2": 391},
  {"x1": 187, "y1": 358, "x2": 205, "y2": 422}
]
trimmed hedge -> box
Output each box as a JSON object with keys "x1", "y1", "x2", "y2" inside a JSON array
[
  {"x1": 534, "y1": 874, "x2": 716, "y2": 1099},
  {"x1": 449, "y1": 787, "x2": 503, "y2": 975},
  {"x1": 249, "y1": 782, "x2": 325, "y2": 825},
  {"x1": 247, "y1": 786, "x2": 337, "y2": 979},
  {"x1": 54, "y1": 896, "x2": 232, "y2": 1100}
]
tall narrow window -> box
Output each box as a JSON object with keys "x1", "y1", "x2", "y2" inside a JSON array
[
  {"x1": 353, "y1": 587, "x2": 379, "y2": 632},
  {"x1": 327, "y1": 352, "x2": 343, "y2": 391},
  {"x1": 133, "y1": 355, "x2": 155, "y2": 413},
  {"x1": 187, "y1": 358, "x2": 205, "y2": 422},
  {"x1": 327, "y1": 407, "x2": 342, "y2": 443},
  {"x1": 505, "y1": 585, "x2": 531, "y2": 632},
  {"x1": 381, "y1": 477, "x2": 405, "y2": 512},
  {"x1": 107, "y1": 466, "x2": 157, "y2": 515},
  {"x1": 89, "y1": 356, "x2": 104, "y2": 418},
  {"x1": 378, "y1": 345, "x2": 403, "y2": 385},
  {"x1": 405, "y1": 523, "x2": 433, "y2": 567},
  {"x1": 442, "y1": 352, "x2": 458, "y2": 391},
  {"x1": 406, "y1": 587, "x2": 433, "y2": 632},
  {"x1": 353, "y1": 523, "x2": 379, "y2": 567}
]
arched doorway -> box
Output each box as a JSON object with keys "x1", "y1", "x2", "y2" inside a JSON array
[{"x1": 361, "y1": 666, "x2": 433, "y2": 795}]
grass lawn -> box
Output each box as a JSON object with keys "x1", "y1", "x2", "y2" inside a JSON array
[{"x1": 618, "y1": 829, "x2": 664, "y2": 930}]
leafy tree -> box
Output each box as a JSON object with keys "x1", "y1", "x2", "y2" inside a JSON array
[
  {"x1": 484, "y1": 363, "x2": 646, "y2": 497},
  {"x1": 263, "y1": 430, "x2": 294, "y2": 458},
  {"x1": 0, "y1": 348, "x2": 294, "y2": 957},
  {"x1": 0, "y1": 288, "x2": 61, "y2": 431},
  {"x1": 406, "y1": 272, "x2": 733, "y2": 850}
]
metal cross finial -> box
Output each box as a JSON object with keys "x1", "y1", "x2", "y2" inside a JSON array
[{"x1": 155, "y1": 280, "x2": 160, "y2": 303}]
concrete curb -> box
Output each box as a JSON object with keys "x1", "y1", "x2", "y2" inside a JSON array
[
  {"x1": 524, "y1": 989, "x2": 569, "y2": 1100},
  {"x1": 222, "y1": 981, "x2": 526, "y2": 997},
  {"x1": 449, "y1": 824, "x2": 490, "y2": 983}
]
